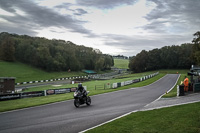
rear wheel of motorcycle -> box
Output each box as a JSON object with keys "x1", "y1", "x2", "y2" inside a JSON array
[
  {"x1": 74, "y1": 99, "x2": 80, "y2": 108},
  {"x1": 86, "y1": 96, "x2": 91, "y2": 105}
]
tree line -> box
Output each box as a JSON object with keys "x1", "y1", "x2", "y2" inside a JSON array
[
  {"x1": 129, "y1": 31, "x2": 200, "y2": 72},
  {"x1": 0, "y1": 32, "x2": 114, "y2": 72}
]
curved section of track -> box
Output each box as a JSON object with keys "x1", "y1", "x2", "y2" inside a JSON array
[{"x1": 0, "y1": 74, "x2": 179, "y2": 133}]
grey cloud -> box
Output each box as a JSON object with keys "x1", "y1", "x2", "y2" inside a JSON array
[
  {"x1": 74, "y1": 8, "x2": 88, "y2": 16},
  {"x1": 76, "y1": 0, "x2": 137, "y2": 9},
  {"x1": 54, "y1": 3, "x2": 72, "y2": 9},
  {"x1": 0, "y1": 22, "x2": 38, "y2": 36},
  {"x1": 55, "y1": 3, "x2": 88, "y2": 16},
  {"x1": 101, "y1": 33, "x2": 192, "y2": 56},
  {"x1": 143, "y1": 0, "x2": 200, "y2": 33},
  {"x1": 0, "y1": 0, "x2": 93, "y2": 36}
]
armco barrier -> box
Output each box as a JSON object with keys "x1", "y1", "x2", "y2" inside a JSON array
[
  {"x1": 112, "y1": 83, "x2": 117, "y2": 88},
  {"x1": 121, "y1": 82, "x2": 125, "y2": 86},
  {"x1": 117, "y1": 83, "x2": 121, "y2": 87},
  {"x1": 132, "y1": 79, "x2": 140, "y2": 83},
  {"x1": 111, "y1": 72, "x2": 159, "y2": 90},
  {"x1": 125, "y1": 80, "x2": 132, "y2": 85}
]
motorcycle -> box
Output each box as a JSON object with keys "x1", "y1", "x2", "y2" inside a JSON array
[{"x1": 73, "y1": 90, "x2": 91, "y2": 108}]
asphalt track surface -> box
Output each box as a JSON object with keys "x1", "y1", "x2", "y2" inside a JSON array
[{"x1": 0, "y1": 74, "x2": 179, "y2": 133}]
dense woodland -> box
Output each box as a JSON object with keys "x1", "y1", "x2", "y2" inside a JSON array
[
  {"x1": 0, "y1": 32, "x2": 114, "y2": 72},
  {"x1": 129, "y1": 31, "x2": 200, "y2": 72}
]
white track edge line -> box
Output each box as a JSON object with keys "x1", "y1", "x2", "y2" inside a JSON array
[
  {"x1": 80, "y1": 99, "x2": 200, "y2": 133},
  {"x1": 145, "y1": 74, "x2": 180, "y2": 107},
  {"x1": 79, "y1": 74, "x2": 180, "y2": 133}
]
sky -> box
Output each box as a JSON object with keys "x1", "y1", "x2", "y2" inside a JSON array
[{"x1": 0, "y1": 0, "x2": 200, "y2": 56}]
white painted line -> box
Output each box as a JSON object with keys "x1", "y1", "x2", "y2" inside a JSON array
[
  {"x1": 80, "y1": 99, "x2": 200, "y2": 133},
  {"x1": 141, "y1": 100, "x2": 200, "y2": 112},
  {"x1": 79, "y1": 110, "x2": 138, "y2": 133},
  {"x1": 145, "y1": 74, "x2": 180, "y2": 107},
  {"x1": 167, "y1": 74, "x2": 180, "y2": 93},
  {"x1": 80, "y1": 74, "x2": 181, "y2": 133}
]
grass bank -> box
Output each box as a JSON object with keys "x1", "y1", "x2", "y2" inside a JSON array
[
  {"x1": 114, "y1": 59, "x2": 129, "y2": 69},
  {"x1": 86, "y1": 102, "x2": 200, "y2": 133},
  {"x1": 0, "y1": 61, "x2": 87, "y2": 83}
]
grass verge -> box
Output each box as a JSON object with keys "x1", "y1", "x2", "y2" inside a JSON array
[
  {"x1": 163, "y1": 74, "x2": 186, "y2": 98},
  {"x1": 86, "y1": 102, "x2": 200, "y2": 133},
  {"x1": 161, "y1": 69, "x2": 188, "y2": 98}
]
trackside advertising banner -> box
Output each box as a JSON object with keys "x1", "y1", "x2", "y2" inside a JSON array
[{"x1": 0, "y1": 87, "x2": 78, "y2": 101}]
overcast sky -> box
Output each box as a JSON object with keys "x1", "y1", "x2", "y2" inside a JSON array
[{"x1": 0, "y1": 0, "x2": 200, "y2": 56}]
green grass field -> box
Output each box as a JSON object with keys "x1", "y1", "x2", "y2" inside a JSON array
[
  {"x1": 0, "y1": 59, "x2": 128, "y2": 83},
  {"x1": 114, "y1": 59, "x2": 129, "y2": 69},
  {"x1": 86, "y1": 102, "x2": 200, "y2": 133},
  {"x1": 0, "y1": 61, "x2": 87, "y2": 83}
]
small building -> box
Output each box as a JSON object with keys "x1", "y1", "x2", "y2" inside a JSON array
[
  {"x1": 83, "y1": 70, "x2": 97, "y2": 74},
  {"x1": 0, "y1": 77, "x2": 15, "y2": 94}
]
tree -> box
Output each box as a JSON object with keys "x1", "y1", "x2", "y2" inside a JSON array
[
  {"x1": 0, "y1": 36, "x2": 15, "y2": 62},
  {"x1": 129, "y1": 44, "x2": 193, "y2": 72},
  {"x1": 95, "y1": 57, "x2": 105, "y2": 71},
  {"x1": 192, "y1": 31, "x2": 200, "y2": 65},
  {"x1": 129, "y1": 50, "x2": 148, "y2": 72},
  {"x1": 147, "y1": 49, "x2": 161, "y2": 70}
]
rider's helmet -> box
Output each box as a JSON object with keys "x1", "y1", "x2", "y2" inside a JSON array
[{"x1": 78, "y1": 83, "x2": 82, "y2": 88}]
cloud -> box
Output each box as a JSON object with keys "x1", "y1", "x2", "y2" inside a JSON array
[
  {"x1": 142, "y1": 0, "x2": 200, "y2": 34},
  {"x1": 101, "y1": 33, "x2": 193, "y2": 56},
  {"x1": 76, "y1": 0, "x2": 137, "y2": 9},
  {"x1": 74, "y1": 8, "x2": 88, "y2": 16},
  {"x1": 0, "y1": 0, "x2": 93, "y2": 36},
  {"x1": 0, "y1": 21, "x2": 38, "y2": 36}
]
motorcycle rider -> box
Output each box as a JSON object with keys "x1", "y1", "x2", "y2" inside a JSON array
[{"x1": 77, "y1": 83, "x2": 87, "y2": 98}]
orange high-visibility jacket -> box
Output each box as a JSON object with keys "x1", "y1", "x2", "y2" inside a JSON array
[{"x1": 184, "y1": 78, "x2": 189, "y2": 86}]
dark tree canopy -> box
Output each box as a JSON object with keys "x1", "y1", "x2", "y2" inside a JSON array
[
  {"x1": 192, "y1": 31, "x2": 200, "y2": 66},
  {"x1": 0, "y1": 32, "x2": 114, "y2": 72},
  {"x1": 129, "y1": 31, "x2": 200, "y2": 72}
]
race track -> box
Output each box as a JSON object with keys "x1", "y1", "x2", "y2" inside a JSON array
[{"x1": 0, "y1": 74, "x2": 179, "y2": 133}]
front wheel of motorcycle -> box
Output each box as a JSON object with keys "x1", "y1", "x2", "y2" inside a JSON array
[
  {"x1": 74, "y1": 99, "x2": 80, "y2": 108},
  {"x1": 86, "y1": 96, "x2": 91, "y2": 106}
]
